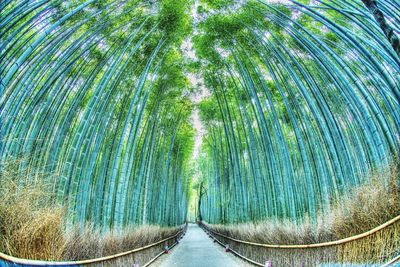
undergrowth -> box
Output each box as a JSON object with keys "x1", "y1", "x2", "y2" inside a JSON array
[
  {"x1": 62, "y1": 224, "x2": 179, "y2": 260},
  {"x1": 0, "y1": 157, "x2": 64, "y2": 260},
  {"x1": 205, "y1": 163, "x2": 400, "y2": 245},
  {"x1": 0, "y1": 158, "x2": 180, "y2": 261}
]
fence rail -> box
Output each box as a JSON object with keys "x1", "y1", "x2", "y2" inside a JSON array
[
  {"x1": 382, "y1": 254, "x2": 400, "y2": 267},
  {"x1": 200, "y1": 215, "x2": 400, "y2": 266},
  {"x1": 0, "y1": 224, "x2": 187, "y2": 266}
]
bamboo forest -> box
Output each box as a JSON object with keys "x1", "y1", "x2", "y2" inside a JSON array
[{"x1": 0, "y1": 0, "x2": 399, "y2": 266}]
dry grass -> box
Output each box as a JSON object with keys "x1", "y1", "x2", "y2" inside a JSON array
[
  {"x1": 0, "y1": 158, "x2": 181, "y2": 261},
  {"x1": 62, "y1": 224, "x2": 180, "y2": 261},
  {"x1": 206, "y1": 163, "x2": 400, "y2": 245},
  {"x1": 206, "y1": 215, "x2": 335, "y2": 245},
  {"x1": 0, "y1": 158, "x2": 65, "y2": 260},
  {"x1": 331, "y1": 165, "x2": 399, "y2": 239}
]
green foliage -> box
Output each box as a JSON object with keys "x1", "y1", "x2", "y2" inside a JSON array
[
  {"x1": 159, "y1": 48, "x2": 190, "y2": 90},
  {"x1": 158, "y1": 0, "x2": 192, "y2": 43},
  {"x1": 198, "y1": 96, "x2": 221, "y2": 123},
  {"x1": 200, "y1": 0, "x2": 234, "y2": 9}
]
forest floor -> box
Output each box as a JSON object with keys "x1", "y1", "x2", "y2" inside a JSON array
[{"x1": 153, "y1": 224, "x2": 251, "y2": 267}]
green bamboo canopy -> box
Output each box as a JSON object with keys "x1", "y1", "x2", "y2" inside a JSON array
[
  {"x1": 195, "y1": 0, "x2": 399, "y2": 224},
  {"x1": 1, "y1": 0, "x2": 399, "y2": 230}
]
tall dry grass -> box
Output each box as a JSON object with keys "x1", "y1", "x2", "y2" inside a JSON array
[
  {"x1": 331, "y1": 165, "x2": 399, "y2": 239},
  {"x1": 0, "y1": 158, "x2": 181, "y2": 261},
  {"x1": 62, "y1": 224, "x2": 180, "y2": 260},
  {"x1": 0, "y1": 157, "x2": 65, "y2": 260},
  {"x1": 205, "y1": 163, "x2": 400, "y2": 245}
]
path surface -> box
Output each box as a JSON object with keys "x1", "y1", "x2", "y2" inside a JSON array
[{"x1": 153, "y1": 224, "x2": 251, "y2": 267}]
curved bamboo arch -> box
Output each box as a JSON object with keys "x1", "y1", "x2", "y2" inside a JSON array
[{"x1": 1, "y1": 1, "x2": 399, "y2": 264}]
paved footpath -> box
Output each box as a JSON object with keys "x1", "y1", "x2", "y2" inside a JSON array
[{"x1": 154, "y1": 224, "x2": 251, "y2": 267}]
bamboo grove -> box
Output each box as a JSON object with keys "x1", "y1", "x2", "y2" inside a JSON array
[
  {"x1": 1, "y1": 0, "x2": 194, "y2": 229},
  {"x1": 1, "y1": 0, "x2": 400, "y2": 233},
  {"x1": 196, "y1": 0, "x2": 400, "y2": 224}
]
